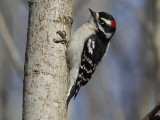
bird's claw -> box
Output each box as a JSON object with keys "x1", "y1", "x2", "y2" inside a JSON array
[{"x1": 53, "y1": 31, "x2": 67, "y2": 45}]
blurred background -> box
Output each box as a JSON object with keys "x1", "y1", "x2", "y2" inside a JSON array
[{"x1": 0, "y1": 0, "x2": 160, "y2": 120}]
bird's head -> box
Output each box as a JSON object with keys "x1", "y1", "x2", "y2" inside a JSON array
[{"x1": 89, "y1": 9, "x2": 116, "y2": 39}]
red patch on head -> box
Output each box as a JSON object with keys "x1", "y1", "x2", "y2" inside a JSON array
[{"x1": 111, "y1": 20, "x2": 116, "y2": 28}]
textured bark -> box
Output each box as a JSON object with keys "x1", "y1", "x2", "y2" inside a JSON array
[{"x1": 23, "y1": 0, "x2": 72, "y2": 120}]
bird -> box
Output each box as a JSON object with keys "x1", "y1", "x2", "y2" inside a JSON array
[{"x1": 66, "y1": 9, "x2": 116, "y2": 106}]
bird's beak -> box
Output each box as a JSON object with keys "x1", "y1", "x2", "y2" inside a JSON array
[{"x1": 89, "y1": 8, "x2": 99, "y2": 20}]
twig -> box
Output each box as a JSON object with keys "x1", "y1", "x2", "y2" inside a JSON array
[{"x1": 143, "y1": 103, "x2": 160, "y2": 120}]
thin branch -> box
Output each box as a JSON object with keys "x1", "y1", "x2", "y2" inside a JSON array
[{"x1": 143, "y1": 103, "x2": 160, "y2": 120}]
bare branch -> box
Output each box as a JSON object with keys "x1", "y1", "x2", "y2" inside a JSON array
[{"x1": 143, "y1": 103, "x2": 160, "y2": 120}]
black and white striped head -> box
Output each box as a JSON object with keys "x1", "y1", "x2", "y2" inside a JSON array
[{"x1": 89, "y1": 9, "x2": 116, "y2": 39}]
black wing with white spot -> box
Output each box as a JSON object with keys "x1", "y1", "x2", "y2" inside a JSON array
[{"x1": 67, "y1": 35, "x2": 109, "y2": 105}]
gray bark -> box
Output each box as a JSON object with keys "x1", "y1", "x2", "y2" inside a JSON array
[{"x1": 23, "y1": 0, "x2": 72, "y2": 120}]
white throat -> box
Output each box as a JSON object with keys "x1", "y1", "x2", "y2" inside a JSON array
[{"x1": 88, "y1": 17, "x2": 98, "y2": 31}]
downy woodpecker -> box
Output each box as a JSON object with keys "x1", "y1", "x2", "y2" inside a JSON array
[{"x1": 67, "y1": 9, "x2": 116, "y2": 105}]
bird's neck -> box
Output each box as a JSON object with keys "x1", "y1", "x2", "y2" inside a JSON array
[{"x1": 96, "y1": 30, "x2": 110, "y2": 44}]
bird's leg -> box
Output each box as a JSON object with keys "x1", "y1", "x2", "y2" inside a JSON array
[{"x1": 53, "y1": 31, "x2": 67, "y2": 45}]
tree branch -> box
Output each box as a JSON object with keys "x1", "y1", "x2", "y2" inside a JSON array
[{"x1": 143, "y1": 103, "x2": 160, "y2": 120}]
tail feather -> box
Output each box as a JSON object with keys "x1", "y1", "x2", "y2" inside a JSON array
[
  {"x1": 67, "y1": 82, "x2": 81, "y2": 107},
  {"x1": 67, "y1": 84, "x2": 76, "y2": 107},
  {"x1": 73, "y1": 85, "x2": 81, "y2": 99}
]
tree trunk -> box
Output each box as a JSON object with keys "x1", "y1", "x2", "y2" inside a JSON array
[{"x1": 23, "y1": 0, "x2": 72, "y2": 120}]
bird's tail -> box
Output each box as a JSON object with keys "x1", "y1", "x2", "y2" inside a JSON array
[
  {"x1": 66, "y1": 81, "x2": 81, "y2": 107},
  {"x1": 67, "y1": 84, "x2": 75, "y2": 107}
]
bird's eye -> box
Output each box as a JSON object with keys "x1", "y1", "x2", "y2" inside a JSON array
[
  {"x1": 101, "y1": 22, "x2": 105, "y2": 25},
  {"x1": 99, "y1": 20, "x2": 105, "y2": 25}
]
